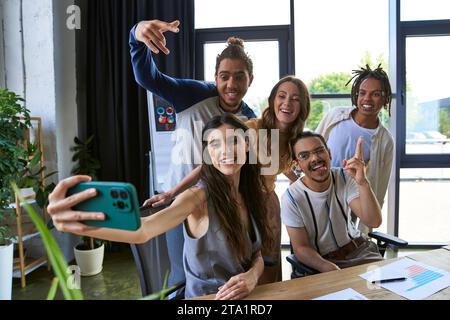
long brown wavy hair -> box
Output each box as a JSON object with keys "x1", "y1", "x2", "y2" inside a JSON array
[
  {"x1": 200, "y1": 113, "x2": 273, "y2": 264},
  {"x1": 261, "y1": 76, "x2": 311, "y2": 168}
]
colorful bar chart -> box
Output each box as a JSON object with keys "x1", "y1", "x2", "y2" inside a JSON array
[
  {"x1": 360, "y1": 257, "x2": 450, "y2": 299},
  {"x1": 406, "y1": 264, "x2": 444, "y2": 291}
]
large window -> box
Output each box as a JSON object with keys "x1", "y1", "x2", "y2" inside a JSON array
[
  {"x1": 194, "y1": 0, "x2": 450, "y2": 246},
  {"x1": 195, "y1": 0, "x2": 393, "y2": 241},
  {"x1": 405, "y1": 36, "x2": 450, "y2": 155},
  {"x1": 195, "y1": 26, "x2": 292, "y2": 114},
  {"x1": 295, "y1": 0, "x2": 389, "y2": 95},
  {"x1": 202, "y1": 41, "x2": 280, "y2": 116},
  {"x1": 195, "y1": 1, "x2": 294, "y2": 246},
  {"x1": 294, "y1": 0, "x2": 390, "y2": 139},
  {"x1": 294, "y1": 0, "x2": 391, "y2": 234},
  {"x1": 401, "y1": 0, "x2": 450, "y2": 21},
  {"x1": 195, "y1": 0, "x2": 290, "y2": 29},
  {"x1": 399, "y1": 168, "x2": 450, "y2": 243},
  {"x1": 395, "y1": 2, "x2": 450, "y2": 246}
]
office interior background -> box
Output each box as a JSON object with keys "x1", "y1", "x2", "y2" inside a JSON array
[
  {"x1": 1, "y1": 0, "x2": 449, "y2": 298},
  {"x1": 194, "y1": 0, "x2": 450, "y2": 248}
]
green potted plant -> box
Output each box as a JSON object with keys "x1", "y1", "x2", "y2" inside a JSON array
[
  {"x1": 0, "y1": 89, "x2": 31, "y2": 209},
  {"x1": 0, "y1": 88, "x2": 31, "y2": 298},
  {"x1": 70, "y1": 135, "x2": 104, "y2": 276},
  {"x1": 18, "y1": 144, "x2": 57, "y2": 210},
  {"x1": 1, "y1": 89, "x2": 57, "y2": 289},
  {"x1": 1, "y1": 88, "x2": 56, "y2": 216},
  {"x1": 71, "y1": 135, "x2": 101, "y2": 180}
]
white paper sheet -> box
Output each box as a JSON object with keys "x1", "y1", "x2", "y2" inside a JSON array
[
  {"x1": 313, "y1": 288, "x2": 369, "y2": 300},
  {"x1": 359, "y1": 257, "x2": 450, "y2": 300}
]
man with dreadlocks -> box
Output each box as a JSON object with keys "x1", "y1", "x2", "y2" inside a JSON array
[{"x1": 316, "y1": 64, "x2": 393, "y2": 233}]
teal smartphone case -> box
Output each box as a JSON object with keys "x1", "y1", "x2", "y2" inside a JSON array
[{"x1": 67, "y1": 181, "x2": 141, "y2": 231}]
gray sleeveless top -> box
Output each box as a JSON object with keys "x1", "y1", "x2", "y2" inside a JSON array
[{"x1": 183, "y1": 184, "x2": 262, "y2": 298}]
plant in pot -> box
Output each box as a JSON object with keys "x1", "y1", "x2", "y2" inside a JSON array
[
  {"x1": 0, "y1": 226, "x2": 15, "y2": 299},
  {"x1": 0, "y1": 88, "x2": 30, "y2": 210},
  {"x1": 70, "y1": 135, "x2": 104, "y2": 276},
  {"x1": 1, "y1": 89, "x2": 57, "y2": 211},
  {"x1": 1, "y1": 89, "x2": 57, "y2": 291},
  {"x1": 18, "y1": 143, "x2": 57, "y2": 210}
]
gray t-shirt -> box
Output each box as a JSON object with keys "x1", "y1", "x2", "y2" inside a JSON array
[
  {"x1": 183, "y1": 183, "x2": 262, "y2": 298},
  {"x1": 327, "y1": 117, "x2": 377, "y2": 168},
  {"x1": 163, "y1": 96, "x2": 251, "y2": 192},
  {"x1": 281, "y1": 168, "x2": 361, "y2": 256}
]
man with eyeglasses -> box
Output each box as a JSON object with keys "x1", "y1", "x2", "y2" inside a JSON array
[
  {"x1": 281, "y1": 131, "x2": 383, "y2": 272},
  {"x1": 315, "y1": 65, "x2": 393, "y2": 234}
]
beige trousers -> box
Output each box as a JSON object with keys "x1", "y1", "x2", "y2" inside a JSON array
[{"x1": 328, "y1": 237, "x2": 383, "y2": 269}]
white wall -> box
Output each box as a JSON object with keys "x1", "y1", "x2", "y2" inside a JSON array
[
  {"x1": 2, "y1": 0, "x2": 25, "y2": 96},
  {"x1": 1, "y1": 0, "x2": 79, "y2": 260},
  {"x1": 53, "y1": 0, "x2": 78, "y2": 180},
  {"x1": 0, "y1": 0, "x2": 5, "y2": 88},
  {"x1": 1, "y1": 0, "x2": 77, "y2": 181},
  {"x1": 23, "y1": 0, "x2": 58, "y2": 176}
]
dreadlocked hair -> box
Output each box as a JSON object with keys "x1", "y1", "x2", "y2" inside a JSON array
[
  {"x1": 200, "y1": 113, "x2": 273, "y2": 265},
  {"x1": 215, "y1": 37, "x2": 253, "y2": 77},
  {"x1": 346, "y1": 64, "x2": 393, "y2": 116}
]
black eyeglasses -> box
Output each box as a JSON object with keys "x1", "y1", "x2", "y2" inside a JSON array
[{"x1": 296, "y1": 146, "x2": 327, "y2": 162}]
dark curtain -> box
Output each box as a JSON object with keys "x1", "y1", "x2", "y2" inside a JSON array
[{"x1": 75, "y1": 0, "x2": 195, "y2": 203}]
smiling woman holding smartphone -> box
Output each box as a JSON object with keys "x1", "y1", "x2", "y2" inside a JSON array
[{"x1": 47, "y1": 113, "x2": 273, "y2": 300}]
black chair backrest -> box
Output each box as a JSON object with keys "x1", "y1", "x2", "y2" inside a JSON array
[
  {"x1": 130, "y1": 204, "x2": 171, "y2": 297},
  {"x1": 368, "y1": 231, "x2": 408, "y2": 257}
]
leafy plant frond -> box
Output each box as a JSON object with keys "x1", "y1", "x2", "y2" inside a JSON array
[{"x1": 12, "y1": 182, "x2": 83, "y2": 300}]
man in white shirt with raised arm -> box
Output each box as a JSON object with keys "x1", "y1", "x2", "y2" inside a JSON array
[{"x1": 281, "y1": 131, "x2": 382, "y2": 272}]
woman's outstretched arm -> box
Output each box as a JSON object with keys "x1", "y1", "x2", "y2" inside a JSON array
[{"x1": 48, "y1": 175, "x2": 205, "y2": 244}]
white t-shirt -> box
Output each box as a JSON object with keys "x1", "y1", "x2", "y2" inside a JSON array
[
  {"x1": 281, "y1": 168, "x2": 361, "y2": 256},
  {"x1": 163, "y1": 96, "x2": 251, "y2": 192},
  {"x1": 326, "y1": 117, "x2": 377, "y2": 168}
]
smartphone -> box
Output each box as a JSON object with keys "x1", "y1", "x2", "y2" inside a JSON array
[{"x1": 67, "y1": 181, "x2": 141, "y2": 231}]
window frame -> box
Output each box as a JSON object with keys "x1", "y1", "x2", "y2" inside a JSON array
[
  {"x1": 392, "y1": 0, "x2": 450, "y2": 247},
  {"x1": 195, "y1": 25, "x2": 294, "y2": 80},
  {"x1": 397, "y1": 20, "x2": 450, "y2": 169},
  {"x1": 194, "y1": 1, "x2": 295, "y2": 247}
]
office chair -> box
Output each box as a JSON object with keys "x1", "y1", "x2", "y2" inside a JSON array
[
  {"x1": 130, "y1": 203, "x2": 185, "y2": 299},
  {"x1": 286, "y1": 231, "x2": 408, "y2": 278}
]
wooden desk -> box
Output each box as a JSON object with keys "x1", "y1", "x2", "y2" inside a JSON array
[{"x1": 193, "y1": 249, "x2": 450, "y2": 300}]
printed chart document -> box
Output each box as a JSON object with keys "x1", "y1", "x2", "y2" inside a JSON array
[
  {"x1": 360, "y1": 258, "x2": 450, "y2": 300},
  {"x1": 313, "y1": 288, "x2": 368, "y2": 300}
]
